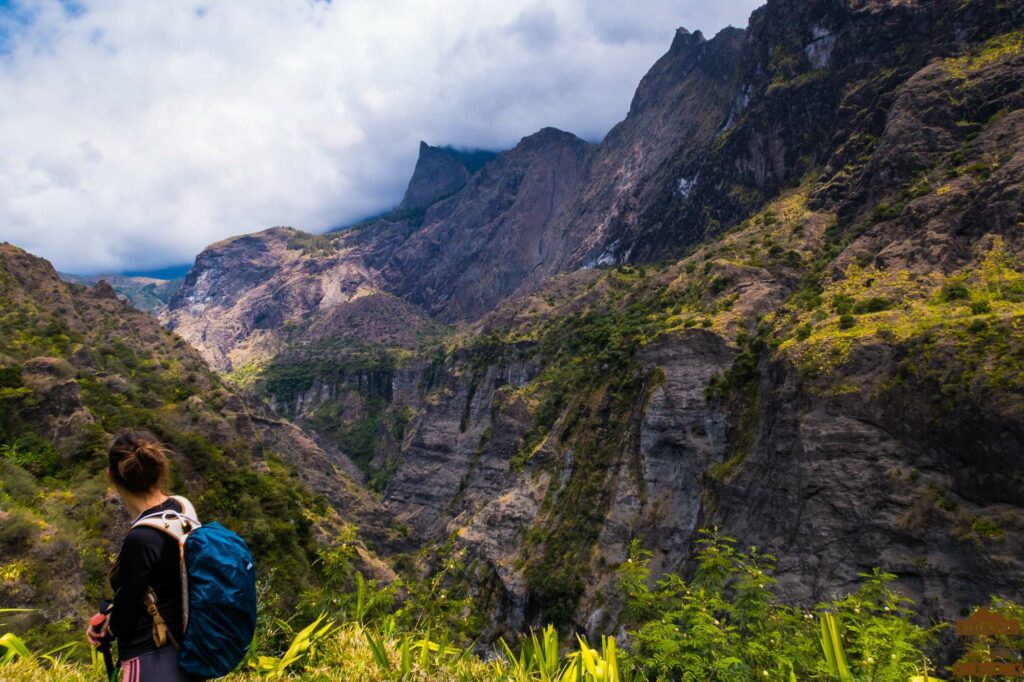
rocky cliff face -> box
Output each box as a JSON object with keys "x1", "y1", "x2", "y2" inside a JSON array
[
  {"x1": 161, "y1": 227, "x2": 442, "y2": 372},
  {"x1": 161, "y1": 0, "x2": 1024, "y2": 641},
  {"x1": 380, "y1": 128, "x2": 593, "y2": 320}
]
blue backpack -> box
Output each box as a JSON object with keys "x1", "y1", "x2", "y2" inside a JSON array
[{"x1": 134, "y1": 496, "x2": 257, "y2": 678}]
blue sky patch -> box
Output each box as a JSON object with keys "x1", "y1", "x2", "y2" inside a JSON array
[{"x1": 0, "y1": 0, "x2": 86, "y2": 53}]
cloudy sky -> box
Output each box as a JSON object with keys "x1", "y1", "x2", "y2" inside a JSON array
[{"x1": 0, "y1": 0, "x2": 762, "y2": 274}]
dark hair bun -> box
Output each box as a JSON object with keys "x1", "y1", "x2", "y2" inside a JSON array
[{"x1": 108, "y1": 430, "x2": 169, "y2": 494}]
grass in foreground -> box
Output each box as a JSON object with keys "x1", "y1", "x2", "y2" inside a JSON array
[{"x1": 4, "y1": 531, "x2": 1021, "y2": 681}]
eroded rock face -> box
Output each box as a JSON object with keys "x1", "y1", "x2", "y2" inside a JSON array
[
  {"x1": 161, "y1": 227, "x2": 436, "y2": 372},
  {"x1": 361, "y1": 330, "x2": 735, "y2": 633},
  {"x1": 385, "y1": 353, "x2": 541, "y2": 537},
  {"x1": 383, "y1": 128, "x2": 593, "y2": 321},
  {"x1": 708, "y1": 347, "x2": 1024, "y2": 623},
  {"x1": 602, "y1": 332, "x2": 732, "y2": 574}
]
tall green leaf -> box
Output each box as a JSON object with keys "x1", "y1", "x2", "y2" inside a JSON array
[{"x1": 820, "y1": 613, "x2": 853, "y2": 681}]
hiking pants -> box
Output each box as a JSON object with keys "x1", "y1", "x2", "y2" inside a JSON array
[{"x1": 121, "y1": 646, "x2": 203, "y2": 682}]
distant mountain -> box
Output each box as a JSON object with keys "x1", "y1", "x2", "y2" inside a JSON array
[{"x1": 59, "y1": 272, "x2": 184, "y2": 314}]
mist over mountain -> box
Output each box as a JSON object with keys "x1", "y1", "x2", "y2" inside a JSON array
[{"x1": 0, "y1": 0, "x2": 763, "y2": 274}]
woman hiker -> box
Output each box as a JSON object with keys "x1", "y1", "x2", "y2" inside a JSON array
[{"x1": 85, "y1": 430, "x2": 203, "y2": 682}]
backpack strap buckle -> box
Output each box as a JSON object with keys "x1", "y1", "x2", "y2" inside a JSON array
[{"x1": 144, "y1": 587, "x2": 179, "y2": 650}]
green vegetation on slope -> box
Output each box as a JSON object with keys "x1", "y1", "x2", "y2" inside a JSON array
[
  {"x1": 768, "y1": 237, "x2": 1024, "y2": 404},
  {"x1": 251, "y1": 343, "x2": 413, "y2": 486},
  {"x1": 4, "y1": 530, "x2": 1016, "y2": 680},
  {"x1": 444, "y1": 179, "x2": 833, "y2": 624},
  {"x1": 225, "y1": 301, "x2": 449, "y2": 489},
  {"x1": 0, "y1": 248, "x2": 334, "y2": 652}
]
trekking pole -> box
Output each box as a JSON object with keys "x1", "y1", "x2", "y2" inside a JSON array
[
  {"x1": 99, "y1": 637, "x2": 116, "y2": 682},
  {"x1": 91, "y1": 612, "x2": 116, "y2": 681}
]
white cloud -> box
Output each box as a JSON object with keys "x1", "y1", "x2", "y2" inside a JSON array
[{"x1": 0, "y1": 0, "x2": 762, "y2": 273}]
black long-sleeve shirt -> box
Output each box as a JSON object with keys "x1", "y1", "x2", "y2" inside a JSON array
[{"x1": 109, "y1": 497, "x2": 185, "y2": 660}]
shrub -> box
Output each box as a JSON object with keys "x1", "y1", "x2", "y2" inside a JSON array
[
  {"x1": 0, "y1": 435, "x2": 60, "y2": 479},
  {"x1": 783, "y1": 249, "x2": 803, "y2": 267},
  {"x1": 872, "y1": 200, "x2": 904, "y2": 222},
  {"x1": 618, "y1": 531, "x2": 941, "y2": 682},
  {"x1": 967, "y1": 318, "x2": 989, "y2": 334},
  {"x1": 833, "y1": 294, "x2": 854, "y2": 315},
  {"x1": 852, "y1": 296, "x2": 893, "y2": 314},
  {"x1": 0, "y1": 460, "x2": 37, "y2": 503},
  {"x1": 839, "y1": 314, "x2": 857, "y2": 330},
  {"x1": 0, "y1": 510, "x2": 37, "y2": 551},
  {"x1": 940, "y1": 280, "x2": 971, "y2": 301},
  {"x1": 1002, "y1": 279, "x2": 1024, "y2": 302}
]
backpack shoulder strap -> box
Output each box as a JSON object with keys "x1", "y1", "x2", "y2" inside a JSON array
[
  {"x1": 131, "y1": 495, "x2": 201, "y2": 633},
  {"x1": 170, "y1": 495, "x2": 200, "y2": 525},
  {"x1": 132, "y1": 496, "x2": 201, "y2": 540},
  {"x1": 133, "y1": 516, "x2": 187, "y2": 542}
]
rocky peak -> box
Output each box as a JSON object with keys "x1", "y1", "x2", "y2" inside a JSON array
[
  {"x1": 511, "y1": 126, "x2": 586, "y2": 152},
  {"x1": 166, "y1": 228, "x2": 287, "y2": 318},
  {"x1": 90, "y1": 280, "x2": 118, "y2": 299},
  {"x1": 669, "y1": 26, "x2": 704, "y2": 52},
  {"x1": 558, "y1": 23, "x2": 746, "y2": 269},
  {"x1": 623, "y1": 27, "x2": 733, "y2": 120},
  {"x1": 397, "y1": 142, "x2": 497, "y2": 211},
  {"x1": 379, "y1": 126, "x2": 593, "y2": 320}
]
